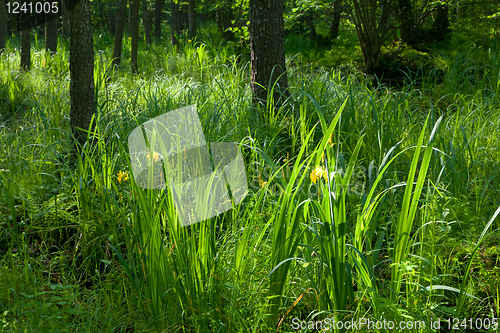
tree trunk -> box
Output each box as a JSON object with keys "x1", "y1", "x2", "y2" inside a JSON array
[
  {"x1": 112, "y1": 0, "x2": 127, "y2": 66},
  {"x1": 188, "y1": 0, "x2": 196, "y2": 38},
  {"x1": 398, "y1": 0, "x2": 414, "y2": 44},
  {"x1": 249, "y1": 0, "x2": 289, "y2": 108},
  {"x1": 351, "y1": 0, "x2": 390, "y2": 73},
  {"x1": 170, "y1": 0, "x2": 181, "y2": 47},
  {"x1": 45, "y1": 13, "x2": 58, "y2": 54},
  {"x1": 131, "y1": 0, "x2": 139, "y2": 73},
  {"x1": 142, "y1": 0, "x2": 152, "y2": 45},
  {"x1": 0, "y1": 0, "x2": 7, "y2": 50},
  {"x1": 304, "y1": 11, "x2": 316, "y2": 40},
  {"x1": 108, "y1": 6, "x2": 116, "y2": 35},
  {"x1": 68, "y1": 0, "x2": 95, "y2": 149},
  {"x1": 433, "y1": 4, "x2": 450, "y2": 41},
  {"x1": 329, "y1": 0, "x2": 342, "y2": 41},
  {"x1": 62, "y1": 0, "x2": 70, "y2": 38},
  {"x1": 216, "y1": 3, "x2": 235, "y2": 41},
  {"x1": 154, "y1": 0, "x2": 162, "y2": 41},
  {"x1": 99, "y1": 0, "x2": 107, "y2": 31},
  {"x1": 20, "y1": 10, "x2": 31, "y2": 71},
  {"x1": 128, "y1": 0, "x2": 132, "y2": 34}
]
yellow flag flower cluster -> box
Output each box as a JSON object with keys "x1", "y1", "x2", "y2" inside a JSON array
[
  {"x1": 147, "y1": 151, "x2": 160, "y2": 162},
  {"x1": 117, "y1": 170, "x2": 129, "y2": 184},
  {"x1": 310, "y1": 166, "x2": 327, "y2": 184}
]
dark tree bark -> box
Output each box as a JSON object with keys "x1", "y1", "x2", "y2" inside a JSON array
[
  {"x1": 351, "y1": 0, "x2": 391, "y2": 72},
  {"x1": 216, "y1": 3, "x2": 235, "y2": 41},
  {"x1": 170, "y1": 0, "x2": 181, "y2": 47},
  {"x1": 142, "y1": 0, "x2": 152, "y2": 45},
  {"x1": 98, "y1": 0, "x2": 107, "y2": 31},
  {"x1": 188, "y1": 0, "x2": 196, "y2": 37},
  {"x1": 68, "y1": 0, "x2": 95, "y2": 149},
  {"x1": 304, "y1": 11, "x2": 316, "y2": 40},
  {"x1": 329, "y1": 0, "x2": 342, "y2": 41},
  {"x1": 249, "y1": 0, "x2": 289, "y2": 107},
  {"x1": 131, "y1": 0, "x2": 139, "y2": 73},
  {"x1": 45, "y1": 13, "x2": 58, "y2": 54},
  {"x1": 128, "y1": 0, "x2": 132, "y2": 34},
  {"x1": 112, "y1": 0, "x2": 127, "y2": 66},
  {"x1": 433, "y1": 4, "x2": 450, "y2": 41},
  {"x1": 62, "y1": 0, "x2": 70, "y2": 38},
  {"x1": 0, "y1": 0, "x2": 7, "y2": 50},
  {"x1": 108, "y1": 6, "x2": 116, "y2": 35},
  {"x1": 20, "y1": 10, "x2": 30, "y2": 71},
  {"x1": 154, "y1": 0, "x2": 162, "y2": 41},
  {"x1": 181, "y1": 3, "x2": 188, "y2": 31},
  {"x1": 398, "y1": 0, "x2": 415, "y2": 44}
]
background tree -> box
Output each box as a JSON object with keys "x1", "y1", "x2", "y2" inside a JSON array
[
  {"x1": 350, "y1": 0, "x2": 392, "y2": 72},
  {"x1": 112, "y1": 0, "x2": 127, "y2": 66},
  {"x1": 131, "y1": 0, "x2": 140, "y2": 73},
  {"x1": 249, "y1": 0, "x2": 289, "y2": 108},
  {"x1": 432, "y1": 2, "x2": 451, "y2": 41},
  {"x1": 398, "y1": 0, "x2": 416, "y2": 44},
  {"x1": 154, "y1": 0, "x2": 163, "y2": 41},
  {"x1": 188, "y1": 0, "x2": 197, "y2": 37},
  {"x1": 0, "y1": 0, "x2": 6, "y2": 50},
  {"x1": 45, "y1": 12, "x2": 58, "y2": 54},
  {"x1": 62, "y1": 0, "x2": 70, "y2": 38},
  {"x1": 171, "y1": 0, "x2": 181, "y2": 46},
  {"x1": 68, "y1": 0, "x2": 95, "y2": 149},
  {"x1": 329, "y1": 0, "x2": 343, "y2": 41},
  {"x1": 20, "y1": 9, "x2": 31, "y2": 70},
  {"x1": 142, "y1": 0, "x2": 152, "y2": 45},
  {"x1": 216, "y1": 0, "x2": 235, "y2": 41},
  {"x1": 109, "y1": 2, "x2": 116, "y2": 35}
]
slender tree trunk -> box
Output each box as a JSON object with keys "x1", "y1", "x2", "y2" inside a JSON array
[
  {"x1": 188, "y1": 0, "x2": 196, "y2": 37},
  {"x1": 45, "y1": 13, "x2": 58, "y2": 54},
  {"x1": 68, "y1": 0, "x2": 95, "y2": 149},
  {"x1": 329, "y1": 0, "x2": 342, "y2": 41},
  {"x1": 398, "y1": 0, "x2": 414, "y2": 44},
  {"x1": 351, "y1": 0, "x2": 390, "y2": 72},
  {"x1": 0, "y1": 0, "x2": 7, "y2": 50},
  {"x1": 131, "y1": 0, "x2": 139, "y2": 73},
  {"x1": 20, "y1": 10, "x2": 31, "y2": 71},
  {"x1": 304, "y1": 11, "x2": 316, "y2": 40},
  {"x1": 170, "y1": 0, "x2": 181, "y2": 47},
  {"x1": 433, "y1": 4, "x2": 450, "y2": 41},
  {"x1": 128, "y1": 0, "x2": 132, "y2": 34},
  {"x1": 112, "y1": 0, "x2": 127, "y2": 66},
  {"x1": 181, "y1": 4, "x2": 188, "y2": 31},
  {"x1": 99, "y1": 0, "x2": 107, "y2": 31},
  {"x1": 249, "y1": 0, "x2": 289, "y2": 108},
  {"x1": 154, "y1": 0, "x2": 162, "y2": 41},
  {"x1": 142, "y1": 0, "x2": 152, "y2": 44},
  {"x1": 216, "y1": 3, "x2": 235, "y2": 41},
  {"x1": 62, "y1": 0, "x2": 70, "y2": 38},
  {"x1": 109, "y1": 6, "x2": 116, "y2": 35}
]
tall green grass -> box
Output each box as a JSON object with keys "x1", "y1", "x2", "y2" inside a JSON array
[{"x1": 1, "y1": 30, "x2": 500, "y2": 331}]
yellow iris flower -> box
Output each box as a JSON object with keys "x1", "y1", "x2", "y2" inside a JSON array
[
  {"x1": 117, "y1": 170, "x2": 129, "y2": 184},
  {"x1": 147, "y1": 151, "x2": 160, "y2": 162},
  {"x1": 258, "y1": 173, "x2": 268, "y2": 187},
  {"x1": 310, "y1": 166, "x2": 327, "y2": 184}
]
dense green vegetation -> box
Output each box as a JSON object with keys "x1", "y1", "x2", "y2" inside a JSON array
[{"x1": 1, "y1": 13, "x2": 500, "y2": 333}]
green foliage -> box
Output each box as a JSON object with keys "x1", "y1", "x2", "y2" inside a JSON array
[{"x1": 1, "y1": 20, "x2": 500, "y2": 332}]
